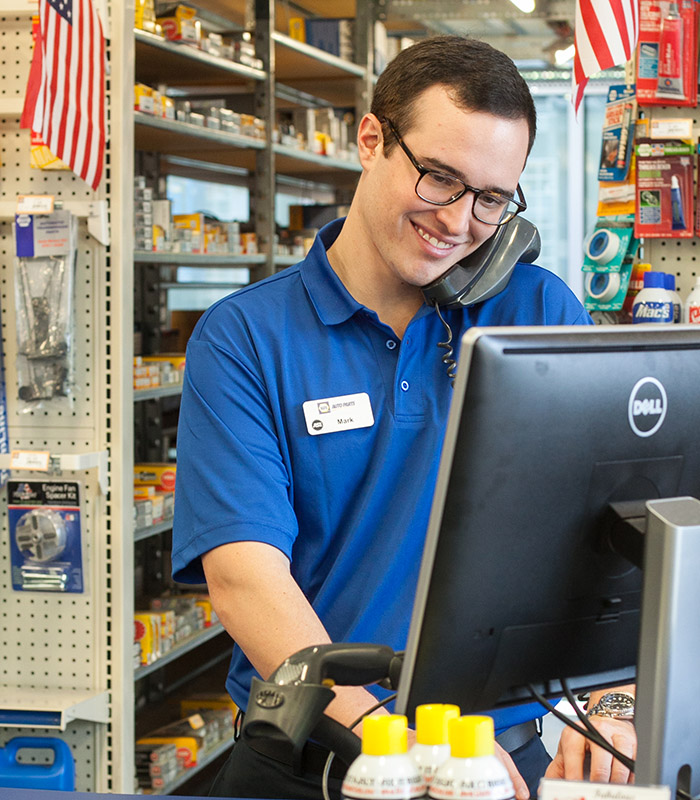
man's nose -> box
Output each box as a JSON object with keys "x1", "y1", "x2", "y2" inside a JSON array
[{"x1": 433, "y1": 191, "x2": 477, "y2": 236}]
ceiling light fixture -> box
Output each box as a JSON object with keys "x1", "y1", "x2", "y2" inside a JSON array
[{"x1": 507, "y1": 0, "x2": 536, "y2": 14}]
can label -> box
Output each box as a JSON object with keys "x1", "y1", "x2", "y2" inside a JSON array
[
  {"x1": 430, "y1": 774, "x2": 515, "y2": 799},
  {"x1": 632, "y1": 301, "x2": 673, "y2": 323},
  {"x1": 343, "y1": 773, "x2": 425, "y2": 798}
]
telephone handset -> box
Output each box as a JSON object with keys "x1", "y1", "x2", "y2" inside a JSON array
[{"x1": 422, "y1": 216, "x2": 541, "y2": 308}]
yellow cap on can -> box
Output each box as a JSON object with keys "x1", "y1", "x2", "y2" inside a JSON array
[
  {"x1": 362, "y1": 715, "x2": 408, "y2": 755},
  {"x1": 415, "y1": 704, "x2": 461, "y2": 745},
  {"x1": 448, "y1": 715, "x2": 496, "y2": 758}
]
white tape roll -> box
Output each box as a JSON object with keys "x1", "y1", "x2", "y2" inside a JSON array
[
  {"x1": 584, "y1": 229, "x2": 621, "y2": 264},
  {"x1": 585, "y1": 271, "x2": 621, "y2": 302}
]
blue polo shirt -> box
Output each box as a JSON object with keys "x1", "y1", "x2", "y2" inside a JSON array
[{"x1": 172, "y1": 218, "x2": 592, "y2": 732}]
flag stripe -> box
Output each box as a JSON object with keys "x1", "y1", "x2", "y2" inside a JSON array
[
  {"x1": 21, "y1": 0, "x2": 105, "y2": 190},
  {"x1": 573, "y1": 0, "x2": 638, "y2": 112}
]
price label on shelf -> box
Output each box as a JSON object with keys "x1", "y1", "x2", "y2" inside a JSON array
[
  {"x1": 10, "y1": 450, "x2": 51, "y2": 471},
  {"x1": 16, "y1": 195, "x2": 55, "y2": 215}
]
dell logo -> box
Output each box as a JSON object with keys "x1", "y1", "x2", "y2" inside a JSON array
[{"x1": 628, "y1": 377, "x2": 667, "y2": 438}]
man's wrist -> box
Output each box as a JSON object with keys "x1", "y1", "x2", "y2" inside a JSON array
[{"x1": 586, "y1": 690, "x2": 635, "y2": 720}]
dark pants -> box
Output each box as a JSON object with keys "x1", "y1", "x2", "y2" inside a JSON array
[{"x1": 210, "y1": 729, "x2": 551, "y2": 800}]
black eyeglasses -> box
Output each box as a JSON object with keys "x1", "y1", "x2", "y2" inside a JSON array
[{"x1": 380, "y1": 117, "x2": 527, "y2": 227}]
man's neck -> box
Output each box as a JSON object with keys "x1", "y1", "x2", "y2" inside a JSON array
[{"x1": 326, "y1": 216, "x2": 424, "y2": 339}]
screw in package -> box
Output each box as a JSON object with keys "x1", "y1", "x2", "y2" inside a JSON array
[{"x1": 13, "y1": 209, "x2": 77, "y2": 406}]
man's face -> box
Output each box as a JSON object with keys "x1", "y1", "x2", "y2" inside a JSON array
[{"x1": 360, "y1": 85, "x2": 531, "y2": 290}]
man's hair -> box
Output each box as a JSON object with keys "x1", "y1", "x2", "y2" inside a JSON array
[{"x1": 370, "y1": 35, "x2": 537, "y2": 156}]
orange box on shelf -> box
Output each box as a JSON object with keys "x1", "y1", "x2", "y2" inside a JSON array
[
  {"x1": 173, "y1": 213, "x2": 205, "y2": 253},
  {"x1": 157, "y1": 4, "x2": 200, "y2": 44},
  {"x1": 134, "y1": 463, "x2": 177, "y2": 492}
]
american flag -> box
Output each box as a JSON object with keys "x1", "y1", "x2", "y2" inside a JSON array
[
  {"x1": 21, "y1": 0, "x2": 106, "y2": 190},
  {"x1": 573, "y1": 0, "x2": 639, "y2": 112}
]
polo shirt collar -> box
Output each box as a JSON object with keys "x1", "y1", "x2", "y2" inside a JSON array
[
  {"x1": 300, "y1": 217, "x2": 437, "y2": 327},
  {"x1": 300, "y1": 218, "x2": 366, "y2": 326}
]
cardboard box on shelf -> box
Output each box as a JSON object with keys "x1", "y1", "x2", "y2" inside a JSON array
[{"x1": 134, "y1": 463, "x2": 177, "y2": 492}]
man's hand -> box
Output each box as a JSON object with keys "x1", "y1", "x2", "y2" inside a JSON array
[
  {"x1": 544, "y1": 717, "x2": 636, "y2": 784},
  {"x1": 495, "y1": 742, "x2": 530, "y2": 800}
]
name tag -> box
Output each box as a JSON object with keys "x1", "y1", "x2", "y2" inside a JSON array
[{"x1": 302, "y1": 392, "x2": 374, "y2": 436}]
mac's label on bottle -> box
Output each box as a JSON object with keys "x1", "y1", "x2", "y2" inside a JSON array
[
  {"x1": 632, "y1": 301, "x2": 673, "y2": 323},
  {"x1": 429, "y1": 775, "x2": 515, "y2": 800},
  {"x1": 342, "y1": 772, "x2": 425, "y2": 798},
  {"x1": 689, "y1": 304, "x2": 700, "y2": 324}
]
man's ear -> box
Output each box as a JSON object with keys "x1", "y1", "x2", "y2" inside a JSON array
[{"x1": 357, "y1": 113, "x2": 384, "y2": 167}]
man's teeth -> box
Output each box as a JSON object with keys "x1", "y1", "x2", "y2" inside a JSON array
[{"x1": 415, "y1": 225, "x2": 453, "y2": 249}]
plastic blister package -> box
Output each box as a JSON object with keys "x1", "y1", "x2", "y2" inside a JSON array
[
  {"x1": 13, "y1": 210, "x2": 77, "y2": 408},
  {"x1": 8, "y1": 480, "x2": 84, "y2": 593}
]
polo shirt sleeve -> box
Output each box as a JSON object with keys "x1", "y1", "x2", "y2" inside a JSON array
[{"x1": 172, "y1": 331, "x2": 299, "y2": 584}]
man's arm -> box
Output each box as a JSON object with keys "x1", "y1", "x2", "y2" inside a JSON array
[
  {"x1": 203, "y1": 540, "x2": 531, "y2": 800},
  {"x1": 202, "y1": 540, "x2": 386, "y2": 730},
  {"x1": 545, "y1": 685, "x2": 637, "y2": 785}
]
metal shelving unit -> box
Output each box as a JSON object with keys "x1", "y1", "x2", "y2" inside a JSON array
[
  {"x1": 134, "y1": 251, "x2": 267, "y2": 265},
  {"x1": 134, "y1": 624, "x2": 228, "y2": 681},
  {"x1": 148, "y1": 736, "x2": 235, "y2": 796},
  {"x1": 134, "y1": 385, "x2": 183, "y2": 403},
  {"x1": 135, "y1": 28, "x2": 266, "y2": 84},
  {"x1": 134, "y1": 518, "x2": 175, "y2": 544}
]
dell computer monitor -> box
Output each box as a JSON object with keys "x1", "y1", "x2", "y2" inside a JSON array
[{"x1": 396, "y1": 325, "x2": 700, "y2": 721}]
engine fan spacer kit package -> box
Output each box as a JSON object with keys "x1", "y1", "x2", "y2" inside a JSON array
[{"x1": 7, "y1": 480, "x2": 84, "y2": 593}]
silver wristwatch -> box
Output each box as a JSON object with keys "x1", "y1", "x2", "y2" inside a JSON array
[{"x1": 585, "y1": 691, "x2": 635, "y2": 720}]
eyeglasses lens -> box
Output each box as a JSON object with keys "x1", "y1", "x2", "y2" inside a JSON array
[{"x1": 416, "y1": 173, "x2": 519, "y2": 225}]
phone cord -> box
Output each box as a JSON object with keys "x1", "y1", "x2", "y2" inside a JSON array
[{"x1": 432, "y1": 301, "x2": 457, "y2": 386}]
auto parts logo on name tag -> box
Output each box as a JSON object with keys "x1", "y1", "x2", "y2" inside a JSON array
[{"x1": 303, "y1": 392, "x2": 374, "y2": 435}]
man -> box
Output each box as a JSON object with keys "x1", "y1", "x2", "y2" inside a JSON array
[{"x1": 172, "y1": 35, "x2": 636, "y2": 800}]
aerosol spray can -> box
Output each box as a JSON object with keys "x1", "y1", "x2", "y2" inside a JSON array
[
  {"x1": 342, "y1": 715, "x2": 425, "y2": 800},
  {"x1": 429, "y1": 716, "x2": 515, "y2": 800},
  {"x1": 409, "y1": 704, "x2": 460, "y2": 787}
]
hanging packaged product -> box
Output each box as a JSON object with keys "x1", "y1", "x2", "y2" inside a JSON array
[
  {"x1": 582, "y1": 215, "x2": 640, "y2": 315},
  {"x1": 634, "y1": 139, "x2": 694, "y2": 239},
  {"x1": 7, "y1": 480, "x2": 84, "y2": 593},
  {"x1": 13, "y1": 209, "x2": 77, "y2": 407},
  {"x1": 598, "y1": 85, "x2": 637, "y2": 183},
  {"x1": 597, "y1": 117, "x2": 649, "y2": 218},
  {"x1": 636, "y1": 0, "x2": 699, "y2": 107}
]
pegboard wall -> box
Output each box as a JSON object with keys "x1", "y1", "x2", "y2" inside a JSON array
[
  {"x1": 632, "y1": 106, "x2": 700, "y2": 299},
  {"x1": 0, "y1": 4, "x2": 115, "y2": 793}
]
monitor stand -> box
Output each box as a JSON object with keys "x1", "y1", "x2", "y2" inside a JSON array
[{"x1": 635, "y1": 497, "x2": 700, "y2": 797}]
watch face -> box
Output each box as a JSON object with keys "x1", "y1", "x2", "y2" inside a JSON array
[{"x1": 601, "y1": 692, "x2": 634, "y2": 713}]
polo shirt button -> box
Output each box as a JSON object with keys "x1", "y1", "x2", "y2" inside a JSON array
[
  {"x1": 400, "y1": 380, "x2": 410, "y2": 392},
  {"x1": 386, "y1": 339, "x2": 397, "y2": 350}
]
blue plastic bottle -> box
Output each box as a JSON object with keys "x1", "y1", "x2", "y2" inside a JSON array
[
  {"x1": 0, "y1": 737, "x2": 75, "y2": 790},
  {"x1": 632, "y1": 272, "x2": 674, "y2": 324}
]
